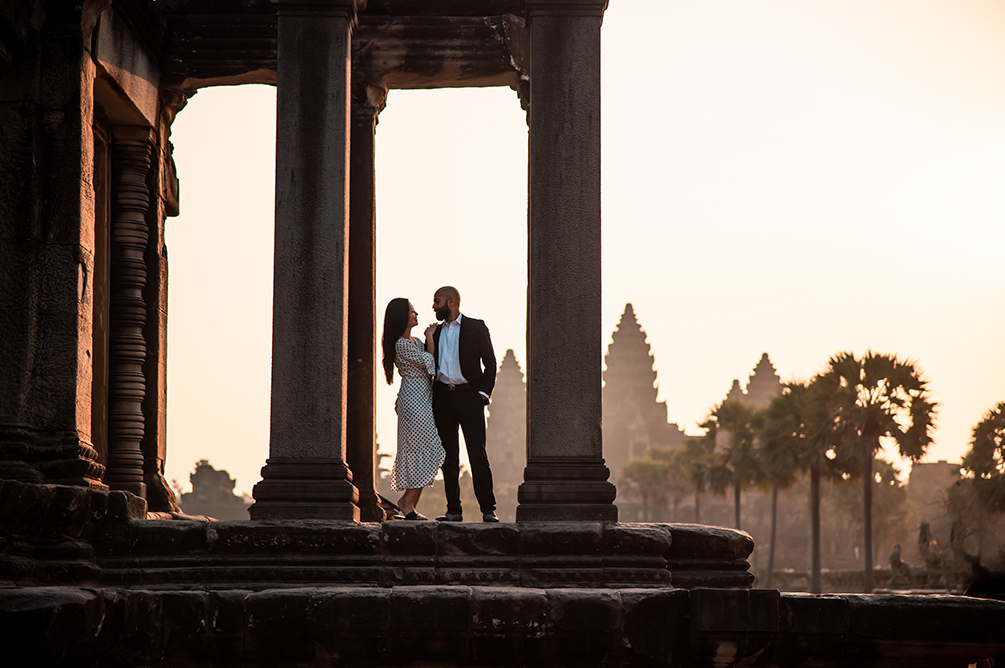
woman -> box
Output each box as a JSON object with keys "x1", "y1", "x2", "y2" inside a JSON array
[{"x1": 381, "y1": 298, "x2": 445, "y2": 520}]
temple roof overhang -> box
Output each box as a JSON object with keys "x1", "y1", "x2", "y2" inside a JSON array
[{"x1": 158, "y1": 0, "x2": 528, "y2": 97}]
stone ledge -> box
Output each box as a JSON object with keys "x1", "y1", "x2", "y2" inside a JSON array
[
  {"x1": 1, "y1": 586, "x2": 1003, "y2": 666},
  {"x1": 90, "y1": 520, "x2": 682, "y2": 589},
  {"x1": 1, "y1": 483, "x2": 752, "y2": 590}
]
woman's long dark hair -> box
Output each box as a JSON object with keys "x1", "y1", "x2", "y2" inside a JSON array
[{"x1": 381, "y1": 298, "x2": 410, "y2": 384}]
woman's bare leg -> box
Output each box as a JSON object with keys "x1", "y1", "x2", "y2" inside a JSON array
[{"x1": 397, "y1": 491, "x2": 413, "y2": 515}]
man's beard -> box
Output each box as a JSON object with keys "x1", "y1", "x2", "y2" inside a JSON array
[{"x1": 435, "y1": 304, "x2": 451, "y2": 321}]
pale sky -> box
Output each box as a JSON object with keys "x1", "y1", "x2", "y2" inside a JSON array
[{"x1": 166, "y1": 1, "x2": 1005, "y2": 496}]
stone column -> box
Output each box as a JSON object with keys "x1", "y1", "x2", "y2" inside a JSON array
[
  {"x1": 516, "y1": 0, "x2": 617, "y2": 522},
  {"x1": 105, "y1": 126, "x2": 157, "y2": 499},
  {"x1": 250, "y1": 0, "x2": 363, "y2": 520},
  {"x1": 347, "y1": 79, "x2": 387, "y2": 523},
  {"x1": 0, "y1": 4, "x2": 106, "y2": 490}
]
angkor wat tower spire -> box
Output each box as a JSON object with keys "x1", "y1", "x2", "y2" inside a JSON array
[
  {"x1": 603, "y1": 304, "x2": 686, "y2": 481},
  {"x1": 745, "y1": 352, "x2": 781, "y2": 409},
  {"x1": 486, "y1": 349, "x2": 526, "y2": 522}
]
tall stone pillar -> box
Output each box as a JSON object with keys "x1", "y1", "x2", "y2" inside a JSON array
[
  {"x1": 516, "y1": 0, "x2": 617, "y2": 522},
  {"x1": 0, "y1": 4, "x2": 106, "y2": 490},
  {"x1": 347, "y1": 80, "x2": 387, "y2": 523},
  {"x1": 105, "y1": 126, "x2": 157, "y2": 500},
  {"x1": 250, "y1": 0, "x2": 363, "y2": 520}
]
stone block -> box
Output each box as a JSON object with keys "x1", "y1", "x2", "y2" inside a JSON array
[
  {"x1": 436, "y1": 521, "x2": 519, "y2": 556},
  {"x1": 519, "y1": 521, "x2": 603, "y2": 556},
  {"x1": 96, "y1": 589, "x2": 165, "y2": 665},
  {"x1": 603, "y1": 522, "x2": 672, "y2": 557},
  {"x1": 689, "y1": 587, "x2": 779, "y2": 666},
  {"x1": 245, "y1": 588, "x2": 316, "y2": 662},
  {"x1": 386, "y1": 586, "x2": 472, "y2": 663},
  {"x1": 668, "y1": 523, "x2": 753, "y2": 560},
  {"x1": 773, "y1": 593, "x2": 848, "y2": 663},
  {"x1": 381, "y1": 518, "x2": 437, "y2": 555},
  {"x1": 621, "y1": 588, "x2": 690, "y2": 667},
  {"x1": 212, "y1": 520, "x2": 381, "y2": 555},
  {"x1": 208, "y1": 589, "x2": 250, "y2": 659},
  {"x1": 470, "y1": 586, "x2": 548, "y2": 636},
  {"x1": 0, "y1": 587, "x2": 105, "y2": 665},
  {"x1": 470, "y1": 590, "x2": 550, "y2": 662},
  {"x1": 845, "y1": 594, "x2": 1005, "y2": 664},
  {"x1": 159, "y1": 591, "x2": 211, "y2": 662},
  {"x1": 389, "y1": 586, "x2": 472, "y2": 633},
  {"x1": 312, "y1": 587, "x2": 390, "y2": 663},
  {"x1": 544, "y1": 588, "x2": 624, "y2": 664}
]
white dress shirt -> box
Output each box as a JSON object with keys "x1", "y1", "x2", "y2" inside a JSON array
[
  {"x1": 436, "y1": 314, "x2": 490, "y2": 401},
  {"x1": 436, "y1": 314, "x2": 466, "y2": 385}
]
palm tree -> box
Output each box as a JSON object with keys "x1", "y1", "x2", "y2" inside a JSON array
[
  {"x1": 681, "y1": 437, "x2": 714, "y2": 523},
  {"x1": 821, "y1": 351, "x2": 936, "y2": 593},
  {"x1": 758, "y1": 383, "x2": 808, "y2": 589},
  {"x1": 759, "y1": 377, "x2": 842, "y2": 593},
  {"x1": 705, "y1": 399, "x2": 763, "y2": 530},
  {"x1": 650, "y1": 447, "x2": 694, "y2": 522},
  {"x1": 620, "y1": 458, "x2": 668, "y2": 521},
  {"x1": 960, "y1": 401, "x2": 1005, "y2": 553}
]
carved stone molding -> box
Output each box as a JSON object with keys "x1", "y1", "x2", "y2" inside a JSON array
[
  {"x1": 272, "y1": 0, "x2": 366, "y2": 27},
  {"x1": 105, "y1": 126, "x2": 156, "y2": 500},
  {"x1": 525, "y1": 0, "x2": 609, "y2": 17}
]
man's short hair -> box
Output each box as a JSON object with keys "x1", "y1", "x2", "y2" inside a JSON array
[{"x1": 436, "y1": 286, "x2": 461, "y2": 305}]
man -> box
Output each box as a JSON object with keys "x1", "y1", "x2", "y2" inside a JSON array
[{"x1": 429, "y1": 286, "x2": 498, "y2": 522}]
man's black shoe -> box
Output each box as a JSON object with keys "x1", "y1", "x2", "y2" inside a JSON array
[
  {"x1": 482, "y1": 513, "x2": 500, "y2": 523},
  {"x1": 436, "y1": 513, "x2": 463, "y2": 522}
]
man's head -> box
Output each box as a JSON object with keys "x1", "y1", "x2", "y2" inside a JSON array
[{"x1": 433, "y1": 286, "x2": 461, "y2": 322}]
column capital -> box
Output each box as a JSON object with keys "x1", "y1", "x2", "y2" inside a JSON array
[
  {"x1": 112, "y1": 125, "x2": 156, "y2": 147},
  {"x1": 351, "y1": 80, "x2": 388, "y2": 125},
  {"x1": 526, "y1": 0, "x2": 609, "y2": 17},
  {"x1": 272, "y1": 0, "x2": 367, "y2": 26}
]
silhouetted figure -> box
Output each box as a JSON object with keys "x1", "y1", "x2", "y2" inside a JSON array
[{"x1": 888, "y1": 543, "x2": 912, "y2": 589}]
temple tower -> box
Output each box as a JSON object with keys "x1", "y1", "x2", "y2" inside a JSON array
[
  {"x1": 485, "y1": 349, "x2": 526, "y2": 522},
  {"x1": 745, "y1": 352, "x2": 781, "y2": 409},
  {"x1": 603, "y1": 303, "x2": 686, "y2": 481}
]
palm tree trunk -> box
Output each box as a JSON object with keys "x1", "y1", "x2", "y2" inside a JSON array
[
  {"x1": 810, "y1": 464, "x2": 821, "y2": 594},
  {"x1": 863, "y1": 453, "x2": 874, "y2": 593},
  {"x1": 767, "y1": 483, "x2": 778, "y2": 589},
  {"x1": 695, "y1": 487, "x2": 701, "y2": 523},
  {"x1": 734, "y1": 481, "x2": 742, "y2": 530},
  {"x1": 642, "y1": 493, "x2": 649, "y2": 522}
]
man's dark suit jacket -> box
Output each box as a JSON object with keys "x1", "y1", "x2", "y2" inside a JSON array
[{"x1": 433, "y1": 315, "x2": 497, "y2": 399}]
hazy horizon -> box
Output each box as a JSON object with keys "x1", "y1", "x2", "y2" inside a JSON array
[{"x1": 165, "y1": 0, "x2": 1005, "y2": 496}]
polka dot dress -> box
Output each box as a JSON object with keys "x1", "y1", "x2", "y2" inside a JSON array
[{"x1": 391, "y1": 337, "x2": 446, "y2": 492}]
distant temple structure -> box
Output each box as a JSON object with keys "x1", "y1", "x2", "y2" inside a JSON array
[
  {"x1": 178, "y1": 460, "x2": 251, "y2": 521},
  {"x1": 603, "y1": 304, "x2": 687, "y2": 481},
  {"x1": 485, "y1": 350, "x2": 526, "y2": 522},
  {"x1": 722, "y1": 353, "x2": 782, "y2": 409}
]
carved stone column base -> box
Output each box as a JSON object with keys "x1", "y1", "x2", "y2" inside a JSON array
[
  {"x1": 516, "y1": 457, "x2": 617, "y2": 522},
  {"x1": 250, "y1": 458, "x2": 360, "y2": 521},
  {"x1": 0, "y1": 425, "x2": 107, "y2": 490},
  {"x1": 355, "y1": 491, "x2": 385, "y2": 523}
]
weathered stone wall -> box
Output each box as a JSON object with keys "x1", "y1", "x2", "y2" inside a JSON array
[
  {"x1": 3, "y1": 584, "x2": 1004, "y2": 666},
  {"x1": 0, "y1": 0, "x2": 179, "y2": 510}
]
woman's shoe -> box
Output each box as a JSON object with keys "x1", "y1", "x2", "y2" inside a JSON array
[
  {"x1": 391, "y1": 514, "x2": 406, "y2": 521},
  {"x1": 404, "y1": 511, "x2": 427, "y2": 521}
]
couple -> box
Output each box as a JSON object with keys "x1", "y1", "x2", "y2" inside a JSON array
[{"x1": 380, "y1": 286, "x2": 499, "y2": 523}]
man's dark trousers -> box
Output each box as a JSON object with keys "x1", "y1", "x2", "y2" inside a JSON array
[{"x1": 433, "y1": 383, "x2": 495, "y2": 516}]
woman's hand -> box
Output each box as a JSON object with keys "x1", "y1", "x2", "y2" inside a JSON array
[{"x1": 423, "y1": 323, "x2": 437, "y2": 352}]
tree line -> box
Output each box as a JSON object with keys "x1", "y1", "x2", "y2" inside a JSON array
[{"x1": 620, "y1": 350, "x2": 1005, "y2": 593}]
